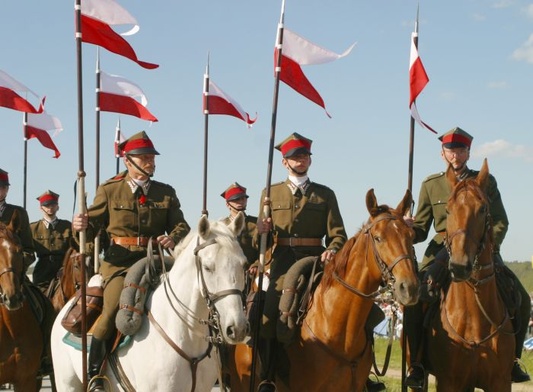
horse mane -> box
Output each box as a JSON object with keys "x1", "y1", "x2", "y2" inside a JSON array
[
  {"x1": 172, "y1": 219, "x2": 239, "y2": 259},
  {"x1": 321, "y1": 203, "x2": 396, "y2": 291}
]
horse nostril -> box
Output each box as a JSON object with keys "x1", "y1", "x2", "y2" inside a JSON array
[{"x1": 226, "y1": 326, "x2": 235, "y2": 339}]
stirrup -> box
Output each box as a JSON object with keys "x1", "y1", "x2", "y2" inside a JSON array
[
  {"x1": 88, "y1": 375, "x2": 107, "y2": 392},
  {"x1": 405, "y1": 363, "x2": 425, "y2": 389},
  {"x1": 257, "y1": 380, "x2": 276, "y2": 392}
]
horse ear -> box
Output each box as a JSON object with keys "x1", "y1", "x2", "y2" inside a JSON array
[
  {"x1": 198, "y1": 214, "x2": 211, "y2": 240},
  {"x1": 228, "y1": 211, "x2": 245, "y2": 237},
  {"x1": 477, "y1": 158, "x2": 489, "y2": 192},
  {"x1": 366, "y1": 188, "x2": 378, "y2": 217},
  {"x1": 396, "y1": 189, "x2": 413, "y2": 216},
  {"x1": 445, "y1": 163, "x2": 458, "y2": 188}
]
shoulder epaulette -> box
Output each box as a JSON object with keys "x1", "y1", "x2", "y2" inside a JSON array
[
  {"x1": 423, "y1": 172, "x2": 445, "y2": 183},
  {"x1": 311, "y1": 182, "x2": 332, "y2": 191},
  {"x1": 150, "y1": 180, "x2": 173, "y2": 189},
  {"x1": 106, "y1": 171, "x2": 128, "y2": 183}
]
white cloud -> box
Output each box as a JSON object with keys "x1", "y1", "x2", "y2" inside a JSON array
[
  {"x1": 491, "y1": 0, "x2": 515, "y2": 9},
  {"x1": 525, "y1": 4, "x2": 533, "y2": 18},
  {"x1": 512, "y1": 34, "x2": 533, "y2": 64},
  {"x1": 487, "y1": 81, "x2": 509, "y2": 89},
  {"x1": 472, "y1": 139, "x2": 533, "y2": 162}
]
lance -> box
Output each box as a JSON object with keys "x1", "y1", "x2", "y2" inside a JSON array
[
  {"x1": 22, "y1": 113, "x2": 28, "y2": 209},
  {"x1": 201, "y1": 54, "x2": 210, "y2": 217},
  {"x1": 94, "y1": 49, "x2": 102, "y2": 274},
  {"x1": 249, "y1": 0, "x2": 286, "y2": 389},
  {"x1": 74, "y1": 0, "x2": 89, "y2": 389},
  {"x1": 402, "y1": 5, "x2": 419, "y2": 392}
]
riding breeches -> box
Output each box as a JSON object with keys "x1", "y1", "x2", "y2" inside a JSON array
[{"x1": 92, "y1": 275, "x2": 124, "y2": 341}]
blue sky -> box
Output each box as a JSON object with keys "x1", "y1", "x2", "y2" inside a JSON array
[{"x1": 1, "y1": 1, "x2": 532, "y2": 262}]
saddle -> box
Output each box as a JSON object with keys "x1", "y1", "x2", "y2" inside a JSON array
[{"x1": 277, "y1": 256, "x2": 323, "y2": 344}]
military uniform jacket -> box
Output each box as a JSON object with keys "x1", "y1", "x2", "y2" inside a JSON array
[
  {"x1": 0, "y1": 203, "x2": 36, "y2": 269},
  {"x1": 258, "y1": 179, "x2": 347, "y2": 255},
  {"x1": 30, "y1": 219, "x2": 73, "y2": 285},
  {"x1": 85, "y1": 172, "x2": 190, "y2": 271},
  {"x1": 222, "y1": 214, "x2": 258, "y2": 267},
  {"x1": 413, "y1": 168, "x2": 508, "y2": 251}
]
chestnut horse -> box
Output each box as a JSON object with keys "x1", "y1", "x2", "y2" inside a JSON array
[
  {"x1": 0, "y1": 222, "x2": 44, "y2": 391},
  {"x1": 425, "y1": 159, "x2": 514, "y2": 392},
  {"x1": 229, "y1": 189, "x2": 420, "y2": 392},
  {"x1": 47, "y1": 247, "x2": 93, "y2": 313}
]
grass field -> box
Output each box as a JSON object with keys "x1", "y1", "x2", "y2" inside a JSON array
[{"x1": 372, "y1": 337, "x2": 533, "y2": 391}]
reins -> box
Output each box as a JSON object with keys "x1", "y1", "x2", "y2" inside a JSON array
[
  {"x1": 332, "y1": 214, "x2": 413, "y2": 299},
  {"x1": 143, "y1": 235, "x2": 243, "y2": 392},
  {"x1": 442, "y1": 184, "x2": 513, "y2": 347}
]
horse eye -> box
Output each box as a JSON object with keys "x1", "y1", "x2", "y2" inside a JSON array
[{"x1": 374, "y1": 236, "x2": 382, "y2": 243}]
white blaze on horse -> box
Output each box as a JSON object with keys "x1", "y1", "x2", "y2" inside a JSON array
[{"x1": 51, "y1": 214, "x2": 249, "y2": 391}]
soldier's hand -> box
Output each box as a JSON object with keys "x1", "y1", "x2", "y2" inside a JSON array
[
  {"x1": 321, "y1": 249, "x2": 336, "y2": 263},
  {"x1": 72, "y1": 213, "x2": 89, "y2": 231},
  {"x1": 403, "y1": 215, "x2": 415, "y2": 228},
  {"x1": 257, "y1": 217, "x2": 272, "y2": 234},
  {"x1": 157, "y1": 234, "x2": 175, "y2": 249}
]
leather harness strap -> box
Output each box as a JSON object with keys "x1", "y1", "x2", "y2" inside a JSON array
[
  {"x1": 112, "y1": 237, "x2": 159, "y2": 248},
  {"x1": 276, "y1": 237, "x2": 323, "y2": 247},
  {"x1": 147, "y1": 309, "x2": 212, "y2": 392}
]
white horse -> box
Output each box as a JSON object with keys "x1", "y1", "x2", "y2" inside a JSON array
[{"x1": 51, "y1": 213, "x2": 249, "y2": 391}]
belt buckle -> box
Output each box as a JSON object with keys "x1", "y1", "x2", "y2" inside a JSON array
[
  {"x1": 289, "y1": 237, "x2": 296, "y2": 247},
  {"x1": 137, "y1": 237, "x2": 142, "y2": 247}
]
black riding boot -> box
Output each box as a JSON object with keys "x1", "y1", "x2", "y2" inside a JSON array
[
  {"x1": 403, "y1": 302, "x2": 425, "y2": 389},
  {"x1": 88, "y1": 337, "x2": 107, "y2": 392},
  {"x1": 257, "y1": 338, "x2": 277, "y2": 392},
  {"x1": 512, "y1": 281, "x2": 531, "y2": 383}
]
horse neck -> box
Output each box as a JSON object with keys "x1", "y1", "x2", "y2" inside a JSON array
[
  {"x1": 311, "y1": 233, "x2": 380, "y2": 335},
  {"x1": 151, "y1": 239, "x2": 209, "y2": 327}
]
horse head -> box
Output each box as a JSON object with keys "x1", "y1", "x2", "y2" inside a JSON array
[
  {"x1": 363, "y1": 188, "x2": 419, "y2": 306},
  {"x1": 0, "y1": 222, "x2": 25, "y2": 310},
  {"x1": 194, "y1": 212, "x2": 249, "y2": 343},
  {"x1": 445, "y1": 158, "x2": 492, "y2": 282}
]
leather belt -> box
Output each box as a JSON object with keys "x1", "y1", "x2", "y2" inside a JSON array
[
  {"x1": 112, "y1": 237, "x2": 158, "y2": 248},
  {"x1": 276, "y1": 237, "x2": 323, "y2": 247}
]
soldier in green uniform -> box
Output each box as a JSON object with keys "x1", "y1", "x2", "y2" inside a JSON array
[
  {"x1": 0, "y1": 169, "x2": 55, "y2": 378},
  {"x1": 220, "y1": 182, "x2": 258, "y2": 267},
  {"x1": 255, "y1": 133, "x2": 354, "y2": 392},
  {"x1": 72, "y1": 131, "x2": 190, "y2": 392},
  {"x1": 403, "y1": 127, "x2": 531, "y2": 387},
  {"x1": 31, "y1": 190, "x2": 73, "y2": 292}
]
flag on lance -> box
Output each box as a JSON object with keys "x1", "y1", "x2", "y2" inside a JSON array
[
  {"x1": 0, "y1": 70, "x2": 44, "y2": 114},
  {"x1": 81, "y1": 0, "x2": 158, "y2": 69},
  {"x1": 277, "y1": 28, "x2": 355, "y2": 118},
  {"x1": 25, "y1": 111, "x2": 62, "y2": 158},
  {"x1": 99, "y1": 71, "x2": 157, "y2": 122},
  {"x1": 409, "y1": 27, "x2": 436, "y2": 133},
  {"x1": 204, "y1": 79, "x2": 256, "y2": 126}
]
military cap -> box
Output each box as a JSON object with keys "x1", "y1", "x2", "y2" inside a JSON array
[
  {"x1": 439, "y1": 127, "x2": 473, "y2": 149},
  {"x1": 275, "y1": 132, "x2": 313, "y2": 158},
  {"x1": 37, "y1": 190, "x2": 59, "y2": 206},
  {"x1": 0, "y1": 169, "x2": 9, "y2": 186},
  {"x1": 118, "y1": 131, "x2": 160, "y2": 155},
  {"x1": 221, "y1": 182, "x2": 249, "y2": 201}
]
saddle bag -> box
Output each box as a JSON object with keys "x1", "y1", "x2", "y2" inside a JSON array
[{"x1": 61, "y1": 285, "x2": 103, "y2": 336}]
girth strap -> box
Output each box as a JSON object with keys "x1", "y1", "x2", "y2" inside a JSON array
[{"x1": 147, "y1": 309, "x2": 212, "y2": 392}]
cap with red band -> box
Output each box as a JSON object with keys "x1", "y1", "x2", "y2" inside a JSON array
[
  {"x1": 118, "y1": 131, "x2": 160, "y2": 155},
  {"x1": 439, "y1": 127, "x2": 473, "y2": 149},
  {"x1": 37, "y1": 190, "x2": 59, "y2": 206},
  {"x1": 275, "y1": 132, "x2": 313, "y2": 158},
  {"x1": 0, "y1": 169, "x2": 9, "y2": 186},
  {"x1": 221, "y1": 182, "x2": 249, "y2": 201}
]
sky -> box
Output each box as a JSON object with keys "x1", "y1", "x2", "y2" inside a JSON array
[{"x1": 1, "y1": 0, "x2": 532, "y2": 262}]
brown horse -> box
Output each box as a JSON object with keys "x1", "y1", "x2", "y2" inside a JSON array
[
  {"x1": 228, "y1": 189, "x2": 420, "y2": 392},
  {"x1": 0, "y1": 222, "x2": 44, "y2": 391},
  {"x1": 46, "y1": 246, "x2": 93, "y2": 313},
  {"x1": 425, "y1": 159, "x2": 514, "y2": 392}
]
